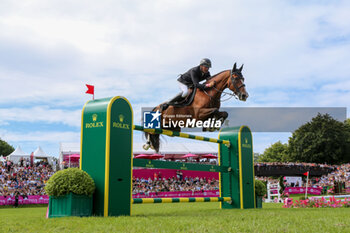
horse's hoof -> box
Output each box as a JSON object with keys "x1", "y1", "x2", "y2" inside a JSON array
[
  {"x1": 143, "y1": 144, "x2": 150, "y2": 150},
  {"x1": 150, "y1": 144, "x2": 155, "y2": 150}
]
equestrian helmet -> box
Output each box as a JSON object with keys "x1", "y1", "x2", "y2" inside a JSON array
[{"x1": 200, "y1": 58, "x2": 212, "y2": 68}]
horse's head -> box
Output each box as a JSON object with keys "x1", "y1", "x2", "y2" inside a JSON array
[{"x1": 228, "y1": 63, "x2": 249, "y2": 101}]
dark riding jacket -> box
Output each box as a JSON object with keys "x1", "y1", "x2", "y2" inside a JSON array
[{"x1": 177, "y1": 66, "x2": 211, "y2": 89}]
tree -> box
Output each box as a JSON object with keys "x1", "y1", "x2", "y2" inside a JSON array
[
  {"x1": 0, "y1": 138, "x2": 15, "y2": 156},
  {"x1": 253, "y1": 153, "x2": 261, "y2": 162},
  {"x1": 345, "y1": 118, "x2": 350, "y2": 126},
  {"x1": 288, "y1": 114, "x2": 350, "y2": 164},
  {"x1": 345, "y1": 118, "x2": 350, "y2": 160},
  {"x1": 257, "y1": 141, "x2": 289, "y2": 162}
]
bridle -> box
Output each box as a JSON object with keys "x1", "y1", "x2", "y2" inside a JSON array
[
  {"x1": 204, "y1": 70, "x2": 246, "y2": 102},
  {"x1": 229, "y1": 70, "x2": 246, "y2": 95}
]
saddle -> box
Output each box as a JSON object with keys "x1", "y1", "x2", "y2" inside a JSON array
[{"x1": 160, "y1": 88, "x2": 197, "y2": 111}]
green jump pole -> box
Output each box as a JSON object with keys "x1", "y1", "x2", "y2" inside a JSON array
[{"x1": 133, "y1": 125, "x2": 230, "y2": 146}]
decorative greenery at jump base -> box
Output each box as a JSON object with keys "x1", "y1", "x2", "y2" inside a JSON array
[{"x1": 80, "y1": 96, "x2": 256, "y2": 217}]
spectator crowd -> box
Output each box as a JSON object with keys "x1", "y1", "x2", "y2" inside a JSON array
[
  {"x1": 255, "y1": 162, "x2": 334, "y2": 177},
  {"x1": 316, "y1": 163, "x2": 349, "y2": 192},
  {"x1": 1, "y1": 157, "x2": 349, "y2": 200},
  {"x1": 133, "y1": 163, "x2": 349, "y2": 195},
  {"x1": 255, "y1": 162, "x2": 335, "y2": 169},
  {"x1": 256, "y1": 163, "x2": 349, "y2": 194},
  {"x1": 133, "y1": 175, "x2": 219, "y2": 195},
  {"x1": 0, "y1": 159, "x2": 54, "y2": 197}
]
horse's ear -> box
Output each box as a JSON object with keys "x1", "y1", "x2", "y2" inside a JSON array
[
  {"x1": 239, "y1": 64, "x2": 244, "y2": 71},
  {"x1": 233, "y1": 63, "x2": 237, "y2": 71}
]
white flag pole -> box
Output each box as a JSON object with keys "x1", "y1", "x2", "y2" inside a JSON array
[{"x1": 305, "y1": 172, "x2": 309, "y2": 199}]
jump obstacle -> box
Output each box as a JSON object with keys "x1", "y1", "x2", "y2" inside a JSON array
[{"x1": 80, "y1": 96, "x2": 255, "y2": 217}]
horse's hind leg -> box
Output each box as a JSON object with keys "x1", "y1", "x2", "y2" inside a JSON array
[
  {"x1": 143, "y1": 133, "x2": 151, "y2": 150},
  {"x1": 149, "y1": 134, "x2": 155, "y2": 150}
]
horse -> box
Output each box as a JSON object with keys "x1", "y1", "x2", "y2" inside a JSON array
[{"x1": 144, "y1": 63, "x2": 248, "y2": 152}]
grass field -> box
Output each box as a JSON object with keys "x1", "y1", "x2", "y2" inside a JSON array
[{"x1": 0, "y1": 203, "x2": 349, "y2": 233}]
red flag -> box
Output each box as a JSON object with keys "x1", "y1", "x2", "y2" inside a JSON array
[
  {"x1": 303, "y1": 172, "x2": 309, "y2": 176},
  {"x1": 85, "y1": 84, "x2": 94, "y2": 95}
]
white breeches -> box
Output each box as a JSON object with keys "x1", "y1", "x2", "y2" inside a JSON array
[{"x1": 178, "y1": 81, "x2": 189, "y2": 97}]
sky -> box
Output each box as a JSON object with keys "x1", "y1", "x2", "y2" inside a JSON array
[{"x1": 0, "y1": 0, "x2": 349, "y2": 157}]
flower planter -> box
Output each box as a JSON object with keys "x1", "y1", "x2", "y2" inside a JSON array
[
  {"x1": 256, "y1": 196, "x2": 263, "y2": 208},
  {"x1": 48, "y1": 192, "x2": 93, "y2": 218}
]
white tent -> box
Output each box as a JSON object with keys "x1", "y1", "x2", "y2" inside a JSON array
[
  {"x1": 34, "y1": 146, "x2": 47, "y2": 157},
  {"x1": 33, "y1": 146, "x2": 54, "y2": 164},
  {"x1": 7, "y1": 146, "x2": 30, "y2": 164},
  {"x1": 7, "y1": 146, "x2": 54, "y2": 165}
]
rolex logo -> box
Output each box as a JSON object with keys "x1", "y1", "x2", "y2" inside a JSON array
[
  {"x1": 119, "y1": 114, "x2": 124, "y2": 122},
  {"x1": 92, "y1": 114, "x2": 97, "y2": 122},
  {"x1": 86, "y1": 113, "x2": 103, "y2": 128},
  {"x1": 112, "y1": 114, "x2": 130, "y2": 129},
  {"x1": 242, "y1": 137, "x2": 251, "y2": 148}
]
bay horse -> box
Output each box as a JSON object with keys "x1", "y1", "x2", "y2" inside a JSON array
[{"x1": 144, "y1": 63, "x2": 248, "y2": 152}]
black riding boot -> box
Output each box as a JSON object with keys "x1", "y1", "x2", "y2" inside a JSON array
[{"x1": 167, "y1": 93, "x2": 185, "y2": 105}]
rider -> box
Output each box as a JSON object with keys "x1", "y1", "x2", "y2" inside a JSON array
[{"x1": 168, "y1": 58, "x2": 214, "y2": 104}]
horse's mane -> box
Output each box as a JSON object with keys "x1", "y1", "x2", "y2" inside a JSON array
[{"x1": 206, "y1": 70, "x2": 230, "y2": 82}]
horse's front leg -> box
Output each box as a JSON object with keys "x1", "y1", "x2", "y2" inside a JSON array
[
  {"x1": 206, "y1": 110, "x2": 227, "y2": 132},
  {"x1": 197, "y1": 108, "x2": 220, "y2": 132}
]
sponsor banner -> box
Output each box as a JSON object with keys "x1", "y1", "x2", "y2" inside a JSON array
[
  {"x1": 133, "y1": 190, "x2": 219, "y2": 198},
  {"x1": 284, "y1": 187, "x2": 323, "y2": 195},
  {"x1": 0, "y1": 195, "x2": 49, "y2": 206},
  {"x1": 133, "y1": 169, "x2": 219, "y2": 180}
]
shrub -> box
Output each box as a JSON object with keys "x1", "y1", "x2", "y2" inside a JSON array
[
  {"x1": 45, "y1": 168, "x2": 95, "y2": 197},
  {"x1": 255, "y1": 180, "x2": 267, "y2": 197}
]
